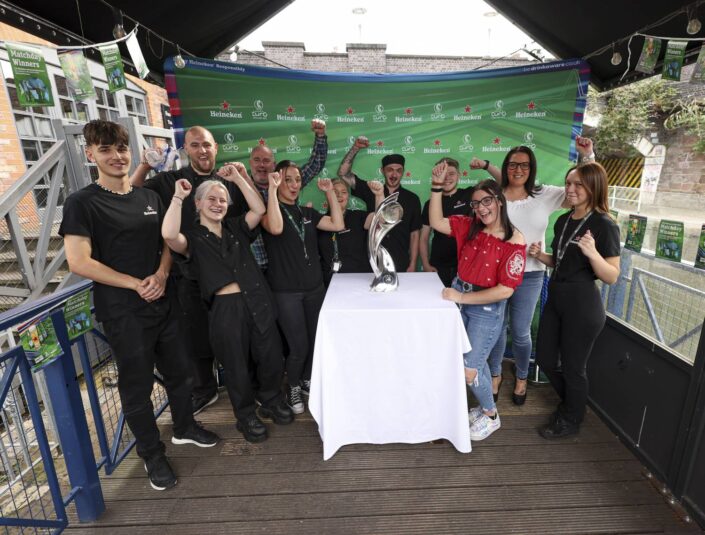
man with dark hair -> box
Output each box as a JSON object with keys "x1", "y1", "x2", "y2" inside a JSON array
[
  {"x1": 247, "y1": 119, "x2": 328, "y2": 272},
  {"x1": 420, "y1": 157, "x2": 473, "y2": 286},
  {"x1": 60, "y1": 120, "x2": 219, "y2": 492},
  {"x1": 337, "y1": 136, "x2": 422, "y2": 271}
]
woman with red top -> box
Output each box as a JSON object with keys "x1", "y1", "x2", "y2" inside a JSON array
[{"x1": 430, "y1": 165, "x2": 526, "y2": 441}]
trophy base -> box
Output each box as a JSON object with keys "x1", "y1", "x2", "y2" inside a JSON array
[{"x1": 370, "y1": 271, "x2": 398, "y2": 292}]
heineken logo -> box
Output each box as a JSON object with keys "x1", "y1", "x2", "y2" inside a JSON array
[
  {"x1": 482, "y1": 136, "x2": 511, "y2": 153},
  {"x1": 396, "y1": 106, "x2": 421, "y2": 123},
  {"x1": 287, "y1": 105, "x2": 296, "y2": 113},
  {"x1": 221, "y1": 101, "x2": 230, "y2": 110},
  {"x1": 515, "y1": 100, "x2": 546, "y2": 119},
  {"x1": 210, "y1": 101, "x2": 242, "y2": 119},
  {"x1": 277, "y1": 104, "x2": 305, "y2": 122},
  {"x1": 336, "y1": 106, "x2": 363, "y2": 123},
  {"x1": 424, "y1": 138, "x2": 450, "y2": 154},
  {"x1": 454, "y1": 103, "x2": 481, "y2": 121}
]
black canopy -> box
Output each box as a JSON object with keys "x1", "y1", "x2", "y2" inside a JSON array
[
  {"x1": 4, "y1": 0, "x2": 704, "y2": 90},
  {"x1": 487, "y1": 0, "x2": 705, "y2": 90},
  {"x1": 1, "y1": 0, "x2": 293, "y2": 84}
]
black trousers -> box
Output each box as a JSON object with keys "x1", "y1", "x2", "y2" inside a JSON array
[
  {"x1": 176, "y1": 276, "x2": 217, "y2": 400},
  {"x1": 102, "y1": 298, "x2": 195, "y2": 460},
  {"x1": 535, "y1": 280, "x2": 606, "y2": 425},
  {"x1": 273, "y1": 284, "x2": 326, "y2": 386},
  {"x1": 208, "y1": 293, "x2": 285, "y2": 420},
  {"x1": 436, "y1": 264, "x2": 458, "y2": 288}
]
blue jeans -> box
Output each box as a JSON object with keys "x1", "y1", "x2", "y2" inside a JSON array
[
  {"x1": 488, "y1": 271, "x2": 545, "y2": 380},
  {"x1": 454, "y1": 278, "x2": 507, "y2": 412}
]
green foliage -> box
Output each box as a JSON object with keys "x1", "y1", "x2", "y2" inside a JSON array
[
  {"x1": 663, "y1": 99, "x2": 705, "y2": 153},
  {"x1": 587, "y1": 79, "x2": 677, "y2": 157}
]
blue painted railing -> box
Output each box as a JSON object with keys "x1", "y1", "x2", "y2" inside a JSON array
[{"x1": 0, "y1": 280, "x2": 169, "y2": 531}]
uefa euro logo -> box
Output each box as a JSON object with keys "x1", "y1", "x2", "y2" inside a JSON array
[
  {"x1": 252, "y1": 99, "x2": 267, "y2": 119},
  {"x1": 402, "y1": 135, "x2": 415, "y2": 153},
  {"x1": 314, "y1": 103, "x2": 329, "y2": 120},
  {"x1": 431, "y1": 102, "x2": 445, "y2": 121},
  {"x1": 373, "y1": 103, "x2": 387, "y2": 123}
]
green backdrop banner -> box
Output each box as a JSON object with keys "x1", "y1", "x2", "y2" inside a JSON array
[{"x1": 165, "y1": 57, "x2": 589, "y2": 210}]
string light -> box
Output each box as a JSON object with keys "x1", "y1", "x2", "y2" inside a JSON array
[
  {"x1": 611, "y1": 44, "x2": 623, "y2": 65},
  {"x1": 111, "y1": 7, "x2": 126, "y2": 39},
  {"x1": 174, "y1": 45, "x2": 186, "y2": 68},
  {"x1": 687, "y1": 18, "x2": 702, "y2": 34}
]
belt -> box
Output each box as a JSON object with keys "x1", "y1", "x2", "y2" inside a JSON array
[{"x1": 458, "y1": 279, "x2": 488, "y2": 292}]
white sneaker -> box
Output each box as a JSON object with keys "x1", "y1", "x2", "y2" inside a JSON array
[
  {"x1": 469, "y1": 412, "x2": 501, "y2": 441},
  {"x1": 468, "y1": 406, "x2": 484, "y2": 424}
]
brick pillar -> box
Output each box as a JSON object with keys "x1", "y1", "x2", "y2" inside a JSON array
[{"x1": 346, "y1": 43, "x2": 387, "y2": 73}]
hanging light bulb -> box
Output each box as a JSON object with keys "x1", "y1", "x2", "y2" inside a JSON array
[
  {"x1": 112, "y1": 8, "x2": 126, "y2": 39},
  {"x1": 611, "y1": 50, "x2": 622, "y2": 65},
  {"x1": 174, "y1": 46, "x2": 186, "y2": 69},
  {"x1": 687, "y1": 18, "x2": 702, "y2": 35}
]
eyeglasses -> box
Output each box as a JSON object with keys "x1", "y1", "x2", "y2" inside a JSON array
[
  {"x1": 507, "y1": 162, "x2": 530, "y2": 170},
  {"x1": 469, "y1": 196, "x2": 497, "y2": 209}
]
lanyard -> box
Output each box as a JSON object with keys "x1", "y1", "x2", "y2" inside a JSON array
[
  {"x1": 331, "y1": 232, "x2": 339, "y2": 262},
  {"x1": 553, "y1": 210, "x2": 593, "y2": 276},
  {"x1": 281, "y1": 203, "x2": 309, "y2": 260}
]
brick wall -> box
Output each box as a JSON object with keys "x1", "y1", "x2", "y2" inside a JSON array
[
  {"x1": 127, "y1": 75, "x2": 168, "y2": 128},
  {"x1": 224, "y1": 42, "x2": 533, "y2": 73}
]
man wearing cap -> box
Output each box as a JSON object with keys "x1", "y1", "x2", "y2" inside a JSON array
[{"x1": 337, "y1": 136, "x2": 422, "y2": 272}]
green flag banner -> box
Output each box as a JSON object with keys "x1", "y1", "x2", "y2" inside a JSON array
[
  {"x1": 6, "y1": 42, "x2": 54, "y2": 107},
  {"x1": 656, "y1": 219, "x2": 685, "y2": 263},
  {"x1": 58, "y1": 50, "x2": 96, "y2": 101},
  {"x1": 100, "y1": 44, "x2": 127, "y2": 93},
  {"x1": 165, "y1": 57, "x2": 589, "y2": 209}
]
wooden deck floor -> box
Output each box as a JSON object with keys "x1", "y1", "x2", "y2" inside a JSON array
[{"x1": 65, "y1": 370, "x2": 702, "y2": 535}]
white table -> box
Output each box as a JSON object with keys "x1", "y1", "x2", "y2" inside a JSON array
[{"x1": 309, "y1": 272, "x2": 471, "y2": 460}]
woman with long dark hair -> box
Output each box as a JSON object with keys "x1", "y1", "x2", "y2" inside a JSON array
[
  {"x1": 529, "y1": 162, "x2": 620, "y2": 438},
  {"x1": 471, "y1": 137, "x2": 593, "y2": 405},
  {"x1": 430, "y1": 165, "x2": 526, "y2": 441},
  {"x1": 261, "y1": 160, "x2": 344, "y2": 415}
]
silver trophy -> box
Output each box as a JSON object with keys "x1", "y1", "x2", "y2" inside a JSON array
[{"x1": 368, "y1": 192, "x2": 404, "y2": 292}]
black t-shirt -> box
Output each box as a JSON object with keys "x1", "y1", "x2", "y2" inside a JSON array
[
  {"x1": 59, "y1": 184, "x2": 166, "y2": 322},
  {"x1": 263, "y1": 204, "x2": 324, "y2": 292},
  {"x1": 178, "y1": 216, "x2": 275, "y2": 332},
  {"x1": 352, "y1": 177, "x2": 422, "y2": 270},
  {"x1": 318, "y1": 209, "x2": 372, "y2": 282},
  {"x1": 421, "y1": 188, "x2": 473, "y2": 268},
  {"x1": 144, "y1": 166, "x2": 246, "y2": 233},
  {"x1": 550, "y1": 211, "x2": 621, "y2": 283}
]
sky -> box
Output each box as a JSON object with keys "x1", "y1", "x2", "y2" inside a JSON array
[{"x1": 235, "y1": 0, "x2": 552, "y2": 61}]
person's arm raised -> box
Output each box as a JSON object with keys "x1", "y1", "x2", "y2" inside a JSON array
[{"x1": 337, "y1": 136, "x2": 368, "y2": 188}]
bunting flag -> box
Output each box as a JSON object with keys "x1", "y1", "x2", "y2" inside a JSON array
[
  {"x1": 100, "y1": 44, "x2": 127, "y2": 92},
  {"x1": 58, "y1": 50, "x2": 96, "y2": 101},
  {"x1": 635, "y1": 37, "x2": 661, "y2": 74},
  {"x1": 691, "y1": 45, "x2": 705, "y2": 83},
  {"x1": 6, "y1": 42, "x2": 54, "y2": 106},
  {"x1": 662, "y1": 40, "x2": 687, "y2": 81}
]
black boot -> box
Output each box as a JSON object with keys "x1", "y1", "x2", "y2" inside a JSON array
[
  {"x1": 538, "y1": 413, "x2": 579, "y2": 439},
  {"x1": 236, "y1": 413, "x2": 268, "y2": 443}
]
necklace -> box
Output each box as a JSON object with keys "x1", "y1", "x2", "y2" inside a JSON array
[{"x1": 96, "y1": 181, "x2": 132, "y2": 195}]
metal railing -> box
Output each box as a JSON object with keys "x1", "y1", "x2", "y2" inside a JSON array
[
  {"x1": 0, "y1": 281, "x2": 169, "y2": 532},
  {"x1": 603, "y1": 249, "x2": 705, "y2": 364},
  {"x1": 608, "y1": 185, "x2": 642, "y2": 213},
  {"x1": 0, "y1": 117, "x2": 175, "y2": 312}
]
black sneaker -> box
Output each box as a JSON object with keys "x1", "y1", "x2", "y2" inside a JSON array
[
  {"x1": 287, "y1": 384, "x2": 304, "y2": 414},
  {"x1": 300, "y1": 379, "x2": 311, "y2": 396},
  {"x1": 192, "y1": 392, "x2": 218, "y2": 416},
  {"x1": 236, "y1": 413, "x2": 268, "y2": 443},
  {"x1": 171, "y1": 424, "x2": 220, "y2": 447},
  {"x1": 538, "y1": 414, "x2": 580, "y2": 440},
  {"x1": 259, "y1": 399, "x2": 294, "y2": 425},
  {"x1": 144, "y1": 454, "x2": 177, "y2": 491}
]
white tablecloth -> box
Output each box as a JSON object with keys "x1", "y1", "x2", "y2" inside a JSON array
[{"x1": 309, "y1": 272, "x2": 471, "y2": 460}]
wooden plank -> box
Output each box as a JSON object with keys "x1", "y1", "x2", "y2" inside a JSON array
[
  {"x1": 97, "y1": 459, "x2": 646, "y2": 501},
  {"x1": 65, "y1": 503, "x2": 698, "y2": 534}
]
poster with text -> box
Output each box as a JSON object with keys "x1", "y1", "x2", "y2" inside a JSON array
[
  {"x1": 625, "y1": 214, "x2": 647, "y2": 253},
  {"x1": 64, "y1": 289, "x2": 93, "y2": 340},
  {"x1": 6, "y1": 42, "x2": 54, "y2": 106},
  {"x1": 662, "y1": 40, "x2": 687, "y2": 81},
  {"x1": 100, "y1": 44, "x2": 127, "y2": 92},
  {"x1": 655, "y1": 219, "x2": 684, "y2": 263},
  {"x1": 18, "y1": 316, "x2": 63, "y2": 370}
]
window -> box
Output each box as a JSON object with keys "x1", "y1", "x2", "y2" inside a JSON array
[
  {"x1": 54, "y1": 75, "x2": 90, "y2": 123},
  {"x1": 96, "y1": 87, "x2": 120, "y2": 121},
  {"x1": 125, "y1": 94, "x2": 148, "y2": 125}
]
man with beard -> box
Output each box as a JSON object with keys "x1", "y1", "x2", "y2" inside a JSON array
[{"x1": 337, "y1": 136, "x2": 421, "y2": 272}]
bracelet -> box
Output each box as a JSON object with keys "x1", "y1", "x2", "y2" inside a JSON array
[
  {"x1": 483, "y1": 159, "x2": 490, "y2": 170},
  {"x1": 172, "y1": 195, "x2": 184, "y2": 202},
  {"x1": 431, "y1": 187, "x2": 443, "y2": 193},
  {"x1": 580, "y1": 153, "x2": 596, "y2": 163}
]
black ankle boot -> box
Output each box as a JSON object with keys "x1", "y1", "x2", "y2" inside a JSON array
[{"x1": 538, "y1": 414, "x2": 579, "y2": 439}]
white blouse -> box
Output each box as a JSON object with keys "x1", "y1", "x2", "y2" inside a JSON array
[{"x1": 507, "y1": 184, "x2": 565, "y2": 272}]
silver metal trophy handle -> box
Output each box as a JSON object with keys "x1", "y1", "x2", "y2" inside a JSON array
[{"x1": 367, "y1": 192, "x2": 404, "y2": 292}]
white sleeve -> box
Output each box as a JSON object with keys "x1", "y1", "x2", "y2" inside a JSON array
[{"x1": 540, "y1": 184, "x2": 565, "y2": 210}]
